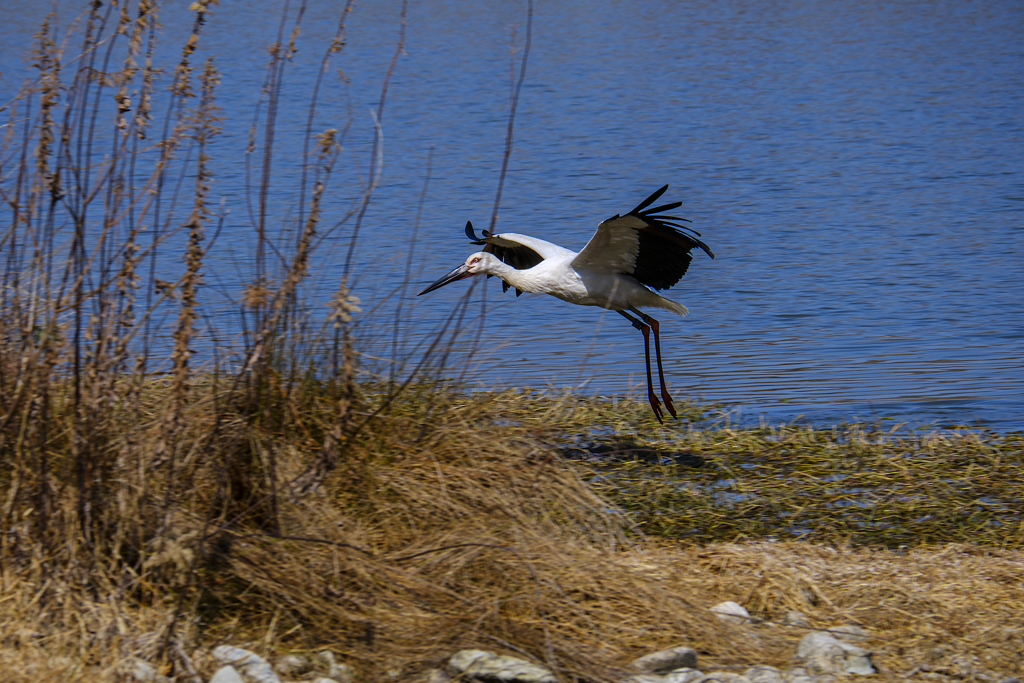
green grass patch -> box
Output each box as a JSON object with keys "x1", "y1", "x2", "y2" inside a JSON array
[{"x1": 371, "y1": 387, "x2": 1024, "y2": 548}]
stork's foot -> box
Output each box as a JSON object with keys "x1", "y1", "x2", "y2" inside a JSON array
[
  {"x1": 647, "y1": 389, "x2": 665, "y2": 424},
  {"x1": 661, "y1": 388, "x2": 678, "y2": 420}
]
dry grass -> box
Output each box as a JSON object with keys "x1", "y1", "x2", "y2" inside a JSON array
[{"x1": 3, "y1": 386, "x2": 1023, "y2": 683}]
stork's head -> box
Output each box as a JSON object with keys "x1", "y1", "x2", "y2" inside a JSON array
[{"x1": 417, "y1": 252, "x2": 496, "y2": 295}]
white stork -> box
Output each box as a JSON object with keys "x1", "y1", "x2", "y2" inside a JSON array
[{"x1": 418, "y1": 185, "x2": 714, "y2": 422}]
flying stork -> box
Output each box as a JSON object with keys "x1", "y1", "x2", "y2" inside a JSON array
[{"x1": 418, "y1": 185, "x2": 714, "y2": 423}]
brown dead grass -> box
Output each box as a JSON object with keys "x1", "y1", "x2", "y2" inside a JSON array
[{"x1": 2, "y1": 387, "x2": 1022, "y2": 683}]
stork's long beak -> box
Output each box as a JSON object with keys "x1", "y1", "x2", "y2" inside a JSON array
[{"x1": 417, "y1": 263, "x2": 473, "y2": 296}]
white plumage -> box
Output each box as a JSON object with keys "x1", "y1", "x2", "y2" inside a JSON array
[{"x1": 419, "y1": 185, "x2": 714, "y2": 422}]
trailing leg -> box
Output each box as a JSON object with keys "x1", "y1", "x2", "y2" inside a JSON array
[
  {"x1": 636, "y1": 310, "x2": 677, "y2": 419},
  {"x1": 619, "y1": 311, "x2": 663, "y2": 423}
]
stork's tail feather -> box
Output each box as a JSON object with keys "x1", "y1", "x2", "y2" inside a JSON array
[{"x1": 661, "y1": 298, "x2": 689, "y2": 318}]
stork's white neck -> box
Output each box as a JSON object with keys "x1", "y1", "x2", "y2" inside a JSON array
[{"x1": 476, "y1": 252, "x2": 540, "y2": 294}]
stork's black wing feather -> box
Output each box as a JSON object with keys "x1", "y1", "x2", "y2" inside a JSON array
[
  {"x1": 493, "y1": 243, "x2": 544, "y2": 271},
  {"x1": 631, "y1": 185, "x2": 669, "y2": 214},
  {"x1": 645, "y1": 201, "x2": 684, "y2": 215},
  {"x1": 627, "y1": 187, "x2": 715, "y2": 291}
]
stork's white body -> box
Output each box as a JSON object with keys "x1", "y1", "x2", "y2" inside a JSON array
[
  {"x1": 466, "y1": 236, "x2": 689, "y2": 318},
  {"x1": 418, "y1": 185, "x2": 713, "y2": 422}
]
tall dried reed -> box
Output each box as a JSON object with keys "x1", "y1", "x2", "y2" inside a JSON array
[{"x1": 0, "y1": 0, "x2": 380, "y2": 673}]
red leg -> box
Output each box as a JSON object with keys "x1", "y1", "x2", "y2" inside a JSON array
[
  {"x1": 639, "y1": 312, "x2": 677, "y2": 419},
  {"x1": 639, "y1": 323, "x2": 664, "y2": 423},
  {"x1": 620, "y1": 311, "x2": 663, "y2": 423}
]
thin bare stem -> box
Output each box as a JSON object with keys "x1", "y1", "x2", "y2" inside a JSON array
[{"x1": 488, "y1": 0, "x2": 533, "y2": 235}]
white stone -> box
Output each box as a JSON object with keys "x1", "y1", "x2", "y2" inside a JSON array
[
  {"x1": 700, "y1": 673, "x2": 740, "y2": 683},
  {"x1": 210, "y1": 666, "x2": 246, "y2": 683},
  {"x1": 630, "y1": 646, "x2": 699, "y2": 673},
  {"x1": 743, "y1": 665, "x2": 782, "y2": 683},
  {"x1": 128, "y1": 658, "x2": 163, "y2": 682},
  {"x1": 315, "y1": 651, "x2": 355, "y2": 683},
  {"x1": 830, "y1": 624, "x2": 870, "y2": 643},
  {"x1": 418, "y1": 670, "x2": 452, "y2": 683},
  {"x1": 448, "y1": 649, "x2": 556, "y2": 683},
  {"x1": 782, "y1": 611, "x2": 811, "y2": 628},
  {"x1": 212, "y1": 646, "x2": 282, "y2": 683},
  {"x1": 276, "y1": 654, "x2": 313, "y2": 676},
  {"x1": 664, "y1": 668, "x2": 706, "y2": 683},
  {"x1": 797, "y1": 632, "x2": 876, "y2": 676},
  {"x1": 710, "y1": 601, "x2": 751, "y2": 624}
]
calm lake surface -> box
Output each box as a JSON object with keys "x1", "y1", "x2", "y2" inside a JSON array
[{"x1": 3, "y1": 1, "x2": 1022, "y2": 431}]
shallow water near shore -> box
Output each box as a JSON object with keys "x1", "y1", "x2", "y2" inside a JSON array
[{"x1": 2, "y1": 0, "x2": 1021, "y2": 430}]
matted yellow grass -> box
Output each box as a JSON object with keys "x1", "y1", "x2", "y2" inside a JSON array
[{"x1": 2, "y1": 412, "x2": 1021, "y2": 683}]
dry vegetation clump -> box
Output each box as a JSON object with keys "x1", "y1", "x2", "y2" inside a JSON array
[
  {"x1": 1, "y1": 386, "x2": 1023, "y2": 683},
  {"x1": 186, "y1": 389, "x2": 781, "y2": 680},
  {"x1": 0, "y1": 373, "x2": 778, "y2": 681},
  {"x1": 631, "y1": 541, "x2": 1024, "y2": 680}
]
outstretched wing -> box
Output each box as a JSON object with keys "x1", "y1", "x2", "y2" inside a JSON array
[{"x1": 571, "y1": 185, "x2": 714, "y2": 291}]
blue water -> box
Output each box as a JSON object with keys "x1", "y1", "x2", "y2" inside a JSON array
[{"x1": 2, "y1": 0, "x2": 1022, "y2": 431}]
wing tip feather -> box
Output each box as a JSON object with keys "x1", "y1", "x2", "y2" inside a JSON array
[{"x1": 631, "y1": 184, "x2": 670, "y2": 214}]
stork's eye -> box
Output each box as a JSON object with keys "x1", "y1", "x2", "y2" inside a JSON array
[{"x1": 470, "y1": 257, "x2": 481, "y2": 264}]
